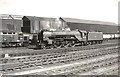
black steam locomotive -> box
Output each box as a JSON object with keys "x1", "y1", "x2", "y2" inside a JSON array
[{"x1": 32, "y1": 29, "x2": 103, "y2": 49}]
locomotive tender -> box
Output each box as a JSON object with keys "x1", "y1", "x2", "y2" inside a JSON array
[{"x1": 36, "y1": 29, "x2": 103, "y2": 49}]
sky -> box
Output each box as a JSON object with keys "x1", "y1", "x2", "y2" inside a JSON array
[{"x1": 0, "y1": 0, "x2": 119, "y2": 24}]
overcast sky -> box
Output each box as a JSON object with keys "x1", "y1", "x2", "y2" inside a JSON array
[{"x1": 0, "y1": 0, "x2": 119, "y2": 24}]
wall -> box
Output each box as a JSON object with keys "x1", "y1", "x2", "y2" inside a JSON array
[{"x1": 1, "y1": 19, "x2": 22, "y2": 32}]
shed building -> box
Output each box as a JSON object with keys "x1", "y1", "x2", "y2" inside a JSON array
[
  {"x1": 0, "y1": 14, "x2": 23, "y2": 33},
  {"x1": 59, "y1": 17, "x2": 119, "y2": 34},
  {"x1": 22, "y1": 16, "x2": 57, "y2": 33}
]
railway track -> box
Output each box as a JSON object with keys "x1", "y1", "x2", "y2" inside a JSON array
[
  {"x1": 6, "y1": 53, "x2": 118, "y2": 75},
  {"x1": 0, "y1": 39, "x2": 118, "y2": 75},
  {"x1": 0, "y1": 45, "x2": 118, "y2": 64},
  {"x1": 36, "y1": 55, "x2": 118, "y2": 75},
  {"x1": 1, "y1": 45, "x2": 118, "y2": 75},
  {"x1": 0, "y1": 40, "x2": 119, "y2": 58}
]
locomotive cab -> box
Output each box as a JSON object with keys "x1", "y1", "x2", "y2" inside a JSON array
[{"x1": 37, "y1": 30, "x2": 50, "y2": 48}]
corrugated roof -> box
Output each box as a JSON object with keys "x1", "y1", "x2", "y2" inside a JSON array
[
  {"x1": 0, "y1": 14, "x2": 23, "y2": 20},
  {"x1": 60, "y1": 17, "x2": 117, "y2": 26},
  {"x1": 23, "y1": 16, "x2": 56, "y2": 21},
  {"x1": 66, "y1": 22, "x2": 119, "y2": 33}
]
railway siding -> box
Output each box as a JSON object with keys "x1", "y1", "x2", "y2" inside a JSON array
[
  {"x1": 0, "y1": 41, "x2": 119, "y2": 58},
  {"x1": 6, "y1": 53, "x2": 118, "y2": 75},
  {"x1": 0, "y1": 40, "x2": 119, "y2": 75},
  {"x1": 1, "y1": 46, "x2": 118, "y2": 75}
]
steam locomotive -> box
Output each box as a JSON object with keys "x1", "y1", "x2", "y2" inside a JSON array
[{"x1": 32, "y1": 29, "x2": 103, "y2": 49}]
